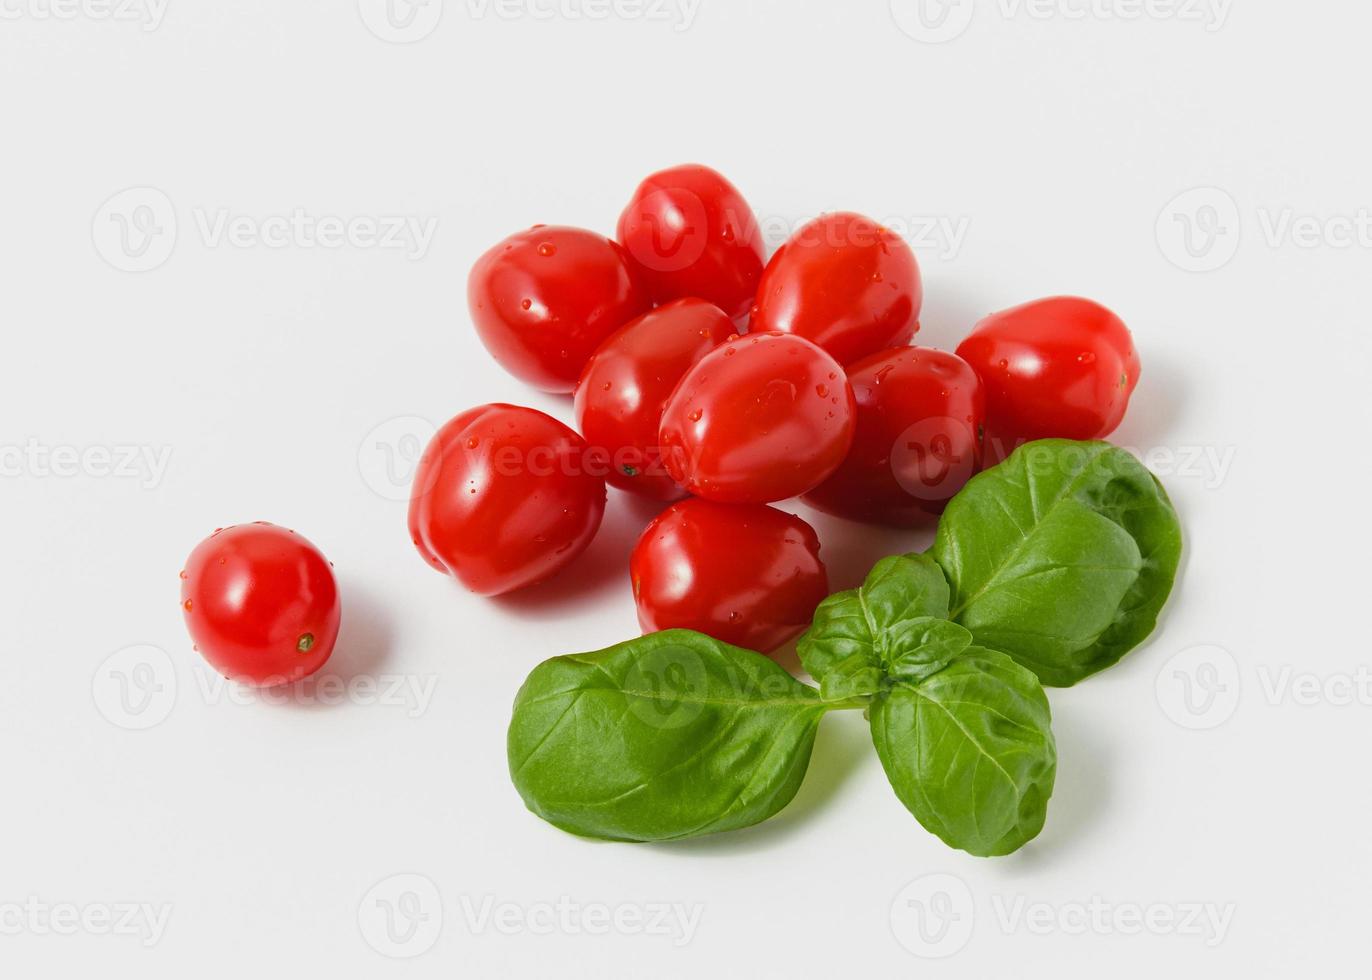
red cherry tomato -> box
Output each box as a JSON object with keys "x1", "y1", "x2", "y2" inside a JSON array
[
  {"x1": 409, "y1": 404, "x2": 606, "y2": 596},
  {"x1": 803, "y1": 347, "x2": 985, "y2": 526},
  {"x1": 659, "y1": 332, "x2": 856, "y2": 504},
  {"x1": 630, "y1": 498, "x2": 829, "y2": 653},
  {"x1": 468, "y1": 226, "x2": 649, "y2": 393},
  {"x1": 180, "y1": 523, "x2": 340, "y2": 687},
  {"x1": 956, "y1": 296, "x2": 1140, "y2": 454},
  {"x1": 574, "y1": 298, "x2": 735, "y2": 501},
  {"x1": 617, "y1": 164, "x2": 766, "y2": 321},
  {"x1": 750, "y1": 212, "x2": 923, "y2": 364}
]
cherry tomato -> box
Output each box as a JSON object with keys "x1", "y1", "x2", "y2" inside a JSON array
[
  {"x1": 630, "y1": 498, "x2": 828, "y2": 653},
  {"x1": 803, "y1": 347, "x2": 985, "y2": 526},
  {"x1": 659, "y1": 332, "x2": 856, "y2": 504},
  {"x1": 409, "y1": 404, "x2": 606, "y2": 595},
  {"x1": 749, "y1": 212, "x2": 922, "y2": 364},
  {"x1": 956, "y1": 296, "x2": 1140, "y2": 454},
  {"x1": 617, "y1": 164, "x2": 766, "y2": 321},
  {"x1": 468, "y1": 226, "x2": 649, "y2": 393},
  {"x1": 573, "y1": 298, "x2": 735, "y2": 501},
  {"x1": 180, "y1": 523, "x2": 340, "y2": 687}
]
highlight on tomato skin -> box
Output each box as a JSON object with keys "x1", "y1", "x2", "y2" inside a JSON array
[
  {"x1": 408, "y1": 404, "x2": 607, "y2": 597},
  {"x1": 617, "y1": 164, "x2": 767, "y2": 322},
  {"x1": 956, "y1": 296, "x2": 1140, "y2": 458},
  {"x1": 180, "y1": 522, "x2": 340, "y2": 687},
  {"x1": 658, "y1": 331, "x2": 857, "y2": 505},
  {"x1": 630, "y1": 498, "x2": 830, "y2": 654},
  {"x1": 803, "y1": 346, "x2": 986, "y2": 528},
  {"x1": 573, "y1": 298, "x2": 736, "y2": 501},
  {"x1": 749, "y1": 211, "x2": 923, "y2": 365},
  {"x1": 467, "y1": 225, "x2": 650, "y2": 394}
]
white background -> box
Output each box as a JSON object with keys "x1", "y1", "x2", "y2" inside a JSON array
[{"x1": 3, "y1": 0, "x2": 1370, "y2": 976}]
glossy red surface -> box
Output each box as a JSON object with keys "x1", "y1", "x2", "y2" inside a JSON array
[
  {"x1": 750, "y1": 212, "x2": 922, "y2": 364},
  {"x1": 408, "y1": 404, "x2": 606, "y2": 595},
  {"x1": 180, "y1": 523, "x2": 340, "y2": 686},
  {"x1": 658, "y1": 332, "x2": 856, "y2": 504},
  {"x1": 468, "y1": 226, "x2": 649, "y2": 393},
  {"x1": 630, "y1": 498, "x2": 829, "y2": 653},
  {"x1": 803, "y1": 347, "x2": 985, "y2": 526},
  {"x1": 573, "y1": 298, "x2": 735, "y2": 500}
]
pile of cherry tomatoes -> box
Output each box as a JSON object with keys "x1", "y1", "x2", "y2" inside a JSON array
[{"x1": 181, "y1": 164, "x2": 1140, "y2": 684}]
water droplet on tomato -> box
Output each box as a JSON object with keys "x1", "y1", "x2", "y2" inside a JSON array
[
  {"x1": 183, "y1": 599, "x2": 193, "y2": 611},
  {"x1": 687, "y1": 409, "x2": 703, "y2": 422},
  {"x1": 521, "y1": 299, "x2": 532, "y2": 311},
  {"x1": 537, "y1": 242, "x2": 556, "y2": 257},
  {"x1": 815, "y1": 384, "x2": 829, "y2": 397},
  {"x1": 466, "y1": 437, "x2": 479, "y2": 449},
  {"x1": 1078, "y1": 351, "x2": 1096, "y2": 364}
]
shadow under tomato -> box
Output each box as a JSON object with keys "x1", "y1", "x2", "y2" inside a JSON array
[
  {"x1": 789, "y1": 503, "x2": 934, "y2": 593},
  {"x1": 490, "y1": 493, "x2": 671, "y2": 621},
  {"x1": 278, "y1": 580, "x2": 396, "y2": 711}
]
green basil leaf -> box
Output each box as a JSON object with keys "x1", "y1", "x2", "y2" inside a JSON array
[
  {"x1": 883, "y1": 617, "x2": 973, "y2": 684},
  {"x1": 508, "y1": 630, "x2": 828, "y2": 842},
  {"x1": 798, "y1": 553, "x2": 951, "y2": 699},
  {"x1": 934, "y1": 439, "x2": 1183, "y2": 687},
  {"x1": 871, "y1": 647, "x2": 1057, "y2": 857}
]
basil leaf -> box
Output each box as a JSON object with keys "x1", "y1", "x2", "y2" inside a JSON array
[
  {"x1": 871, "y1": 647, "x2": 1057, "y2": 857},
  {"x1": 883, "y1": 617, "x2": 973, "y2": 683},
  {"x1": 934, "y1": 439, "x2": 1183, "y2": 687},
  {"x1": 507, "y1": 630, "x2": 827, "y2": 842},
  {"x1": 798, "y1": 553, "x2": 952, "y2": 699}
]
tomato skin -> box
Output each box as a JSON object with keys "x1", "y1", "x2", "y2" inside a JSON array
[
  {"x1": 180, "y1": 523, "x2": 340, "y2": 687},
  {"x1": 408, "y1": 404, "x2": 606, "y2": 596},
  {"x1": 617, "y1": 164, "x2": 766, "y2": 321},
  {"x1": 749, "y1": 212, "x2": 923, "y2": 364},
  {"x1": 956, "y1": 296, "x2": 1140, "y2": 453},
  {"x1": 630, "y1": 498, "x2": 829, "y2": 653},
  {"x1": 573, "y1": 298, "x2": 735, "y2": 501},
  {"x1": 803, "y1": 347, "x2": 985, "y2": 527},
  {"x1": 658, "y1": 331, "x2": 856, "y2": 504},
  {"x1": 468, "y1": 226, "x2": 650, "y2": 393}
]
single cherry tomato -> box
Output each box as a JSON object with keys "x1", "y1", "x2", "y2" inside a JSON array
[
  {"x1": 409, "y1": 404, "x2": 606, "y2": 596},
  {"x1": 617, "y1": 164, "x2": 766, "y2": 321},
  {"x1": 803, "y1": 347, "x2": 985, "y2": 526},
  {"x1": 631, "y1": 498, "x2": 828, "y2": 653},
  {"x1": 749, "y1": 212, "x2": 922, "y2": 364},
  {"x1": 180, "y1": 523, "x2": 340, "y2": 686},
  {"x1": 574, "y1": 298, "x2": 735, "y2": 500},
  {"x1": 659, "y1": 332, "x2": 856, "y2": 504},
  {"x1": 468, "y1": 226, "x2": 650, "y2": 393},
  {"x1": 956, "y1": 296, "x2": 1140, "y2": 455}
]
